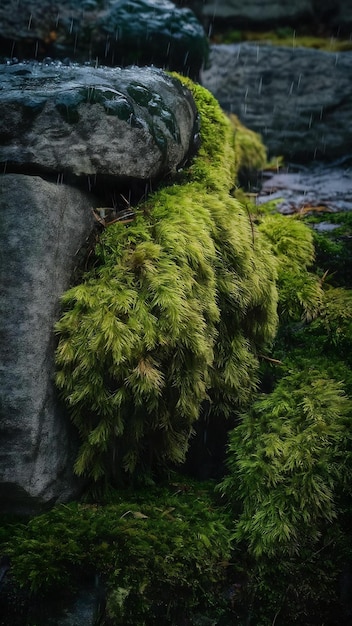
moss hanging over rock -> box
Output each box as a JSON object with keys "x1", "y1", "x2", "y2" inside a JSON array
[{"x1": 55, "y1": 76, "x2": 278, "y2": 487}]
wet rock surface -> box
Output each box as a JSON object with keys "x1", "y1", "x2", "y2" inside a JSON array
[
  {"x1": 0, "y1": 62, "x2": 198, "y2": 182},
  {"x1": 202, "y1": 43, "x2": 352, "y2": 161},
  {"x1": 257, "y1": 160, "x2": 352, "y2": 214},
  {"x1": 201, "y1": 0, "x2": 312, "y2": 26},
  {"x1": 0, "y1": 174, "x2": 97, "y2": 512},
  {"x1": 176, "y1": 0, "x2": 352, "y2": 31},
  {"x1": 0, "y1": 0, "x2": 208, "y2": 78}
]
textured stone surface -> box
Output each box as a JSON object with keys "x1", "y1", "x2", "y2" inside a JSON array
[
  {"x1": 334, "y1": 0, "x2": 352, "y2": 30},
  {"x1": 200, "y1": 0, "x2": 312, "y2": 24},
  {"x1": 202, "y1": 43, "x2": 352, "y2": 161},
  {"x1": 176, "y1": 0, "x2": 351, "y2": 29},
  {"x1": 0, "y1": 174, "x2": 97, "y2": 512},
  {"x1": 0, "y1": 0, "x2": 208, "y2": 78},
  {"x1": 257, "y1": 162, "x2": 352, "y2": 214},
  {"x1": 0, "y1": 62, "x2": 197, "y2": 181}
]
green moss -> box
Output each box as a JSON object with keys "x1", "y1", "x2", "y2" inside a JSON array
[
  {"x1": 215, "y1": 28, "x2": 352, "y2": 52},
  {"x1": 227, "y1": 113, "x2": 268, "y2": 175},
  {"x1": 0, "y1": 480, "x2": 233, "y2": 625},
  {"x1": 55, "y1": 77, "x2": 278, "y2": 486}
]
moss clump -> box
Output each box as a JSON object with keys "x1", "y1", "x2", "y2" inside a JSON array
[
  {"x1": 0, "y1": 479, "x2": 233, "y2": 625},
  {"x1": 55, "y1": 76, "x2": 278, "y2": 487},
  {"x1": 227, "y1": 113, "x2": 268, "y2": 177}
]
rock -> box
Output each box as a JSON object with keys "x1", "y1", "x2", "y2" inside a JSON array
[
  {"x1": 0, "y1": 62, "x2": 198, "y2": 183},
  {"x1": 200, "y1": 0, "x2": 313, "y2": 26},
  {"x1": 0, "y1": 174, "x2": 97, "y2": 512},
  {"x1": 257, "y1": 161, "x2": 352, "y2": 214},
  {"x1": 202, "y1": 43, "x2": 352, "y2": 161},
  {"x1": 0, "y1": 0, "x2": 208, "y2": 79},
  {"x1": 333, "y1": 0, "x2": 352, "y2": 31},
  {"x1": 176, "y1": 0, "x2": 351, "y2": 30}
]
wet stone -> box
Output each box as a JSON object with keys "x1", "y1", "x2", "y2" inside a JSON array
[
  {"x1": 0, "y1": 62, "x2": 198, "y2": 181},
  {"x1": 256, "y1": 161, "x2": 352, "y2": 214}
]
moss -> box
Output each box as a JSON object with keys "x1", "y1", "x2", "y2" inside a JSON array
[
  {"x1": 55, "y1": 76, "x2": 278, "y2": 487},
  {"x1": 0, "y1": 479, "x2": 233, "y2": 625},
  {"x1": 227, "y1": 113, "x2": 268, "y2": 175},
  {"x1": 214, "y1": 28, "x2": 352, "y2": 52}
]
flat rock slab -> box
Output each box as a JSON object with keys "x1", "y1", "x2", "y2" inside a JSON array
[
  {"x1": 257, "y1": 162, "x2": 352, "y2": 214},
  {"x1": 0, "y1": 62, "x2": 197, "y2": 180},
  {"x1": 0, "y1": 174, "x2": 97, "y2": 511},
  {"x1": 202, "y1": 43, "x2": 352, "y2": 161},
  {"x1": 0, "y1": 0, "x2": 208, "y2": 78}
]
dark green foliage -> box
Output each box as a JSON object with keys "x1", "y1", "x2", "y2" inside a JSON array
[
  {"x1": 258, "y1": 213, "x2": 323, "y2": 322},
  {"x1": 55, "y1": 78, "x2": 278, "y2": 486},
  {"x1": 218, "y1": 193, "x2": 352, "y2": 624},
  {"x1": 220, "y1": 370, "x2": 352, "y2": 557},
  {"x1": 0, "y1": 480, "x2": 233, "y2": 626},
  {"x1": 309, "y1": 213, "x2": 352, "y2": 288}
]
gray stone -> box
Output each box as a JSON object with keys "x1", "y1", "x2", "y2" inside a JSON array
[
  {"x1": 201, "y1": 0, "x2": 312, "y2": 24},
  {"x1": 0, "y1": 0, "x2": 208, "y2": 78},
  {"x1": 257, "y1": 163, "x2": 352, "y2": 214},
  {"x1": 202, "y1": 43, "x2": 352, "y2": 161},
  {"x1": 0, "y1": 62, "x2": 197, "y2": 181},
  {"x1": 0, "y1": 174, "x2": 97, "y2": 512},
  {"x1": 334, "y1": 0, "x2": 352, "y2": 30}
]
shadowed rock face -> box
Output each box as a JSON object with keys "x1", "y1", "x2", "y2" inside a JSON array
[
  {"x1": 0, "y1": 0, "x2": 208, "y2": 78},
  {"x1": 201, "y1": 0, "x2": 312, "y2": 24},
  {"x1": 0, "y1": 62, "x2": 198, "y2": 182},
  {"x1": 175, "y1": 0, "x2": 352, "y2": 31},
  {"x1": 0, "y1": 63, "x2": 198, "y2": 512},
  {"x1": 202, "y1": 43, "x2": 352, "y2": 161},
  {"x1": 0, "y1": 174, "x2": 98, "y2": 512}
]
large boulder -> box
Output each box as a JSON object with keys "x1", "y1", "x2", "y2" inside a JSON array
[
  {"x1": 0, "y1": 0, "x2": 208, "y2": 78},
  {"x1": 202, "y1": 43, "x2": 352, "y2": 161},
  {"x1": 176, "y1": 0, "x2": 349, "y2": 30},
  {"x1": 0, "y1": 62, "x2": 198, "y2": 183},
  {"x1": 0, "y1": 174, "x2": 98, "y2": 512},
  {"x1": 0, "y1": 62, "x2": 199, "y2": 512}
]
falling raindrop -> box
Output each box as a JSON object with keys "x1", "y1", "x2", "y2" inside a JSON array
[
  {"x1": 69, "y1": 18, "x2": 74, "y2": 35},
  {"x1": 10, "y1": 41, "x2": 15, "y2": 59},
  {"x1": 297, "y1": 73, "x2": 303, "y2": 88},
  {"x1": 34, "y1": 40, "x2": 39, "y2": 58},
  {"x1": 3, "y1": 161, "x2": 7, "y2": 174},
  {"x1": 289, "y1": 81, "x2": 294, "y2": 96},
  {"x1": 104, "y1": 36, "x2": 110, "y2": 58},
  {"x1": 320, "y1": 106, "x2": 324, "y2": 120},
  {"x1": 56, "y1": 12, "x2": 60, "y2": 28},
  {"x1": 258, "y1": 77, "x2": 262, "y2": 95},
  {"x1": 27, "y1": 14, "x2": 32, "y2": 30},
  {"x1": 308, "y1": 114, "x2": 313, "y2": 128}
]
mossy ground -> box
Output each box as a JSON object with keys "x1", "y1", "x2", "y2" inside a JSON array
[{"x1": 213, "y1": 27, "x2": 352, "y2": 52}]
